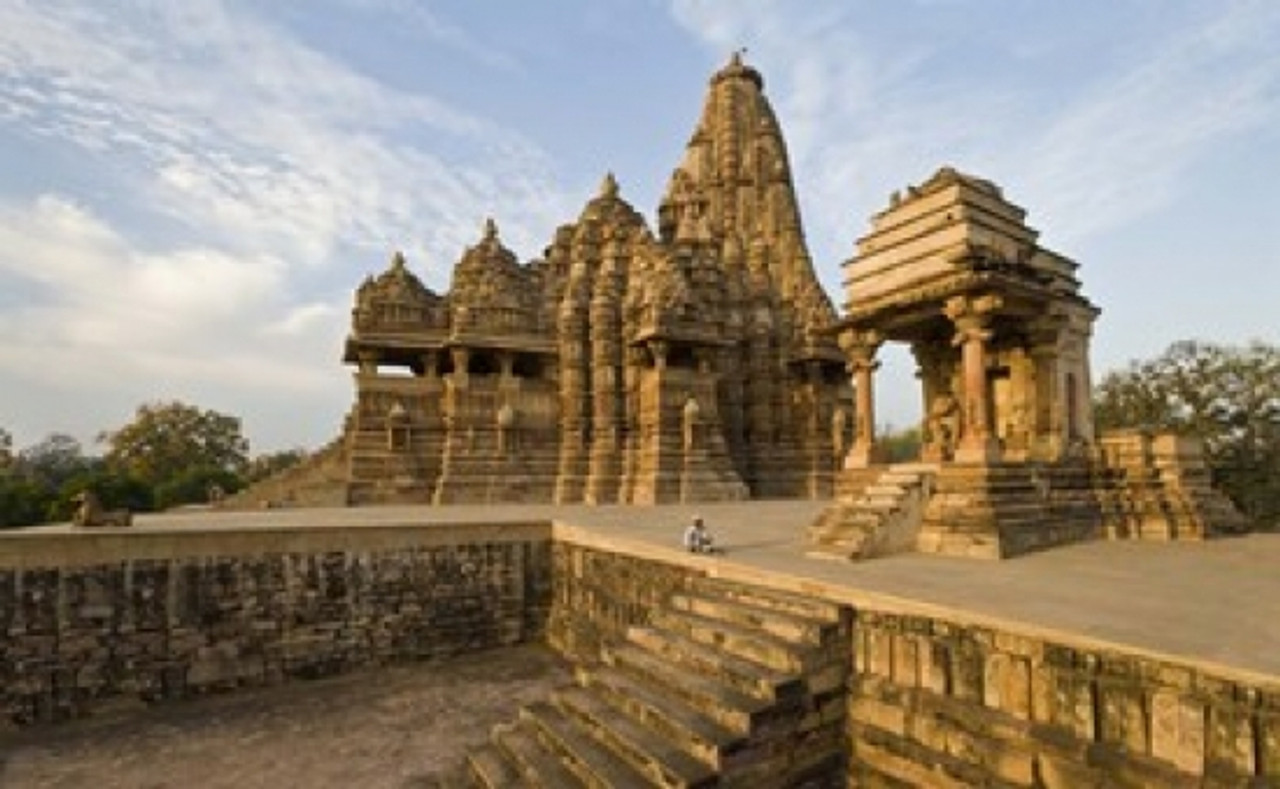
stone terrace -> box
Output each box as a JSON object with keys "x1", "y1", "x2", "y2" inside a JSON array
[{"x1": 19, "y1": 501, "x2": 1280, "y2": 681}]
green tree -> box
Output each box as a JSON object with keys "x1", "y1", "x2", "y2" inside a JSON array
[
  {"x1": 99, "y1": 401, "x2": 250, "y2": 508},
  {"x1": 1094, "y1": 340, "x2": 1280, "y2": 527},
  {"x1": 1, "y1": 432, "x2": 96, "y2": 527},
  {"x1": 246, "y1": 448, "x2": 308, "y2": 483},
  {"x1": 18, "y1": 433, "x2": 94, "y2": 489},
  {"x1": 0, "y1": 427, "x2": 12, "y2": 469},
  {"x1": 877, "y1": 424, "x2": 922, "y2": 463}
]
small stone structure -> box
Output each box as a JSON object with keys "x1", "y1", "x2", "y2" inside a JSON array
[
  {"x1": 234, "y1": 54, "x2": 846, "y2": 508},
  {"x1": 70, "y1": 491, "x2": 132, "y2": 528},
  {"x1": 810, "y1": 169, "x2": 1249, "y2": 559}
]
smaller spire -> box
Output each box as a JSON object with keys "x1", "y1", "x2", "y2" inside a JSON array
[
  {"x1": 600, "y1": 171, "x2": 619, "y2": 199},
  {"x1": 483, "y1": 217, "x2": 498, "y2": 241}
]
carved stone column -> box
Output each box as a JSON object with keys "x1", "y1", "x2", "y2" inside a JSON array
[
  {"x1": 840, "y1": 329, "x2": 882, "y2": 468},
  {"x1": 946, "y1": 296, "x2": 1001, "y2": 463}
]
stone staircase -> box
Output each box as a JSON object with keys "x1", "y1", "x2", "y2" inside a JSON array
[
  {"x1": 806, "y1": 463, "x2": 938, "y2": 561},
  {"x1": 446, "y1": 578, "x2": 850, "y2": 787}
]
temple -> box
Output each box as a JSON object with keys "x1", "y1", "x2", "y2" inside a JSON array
[
  {"x1": 237, "y1": 54, "x2": 848, "y2": 507},
  {"x1": 232, "y1": 55, "x2": 1248, "y2": 557},
  {"x1": 808, "y1": 168, "x2": 1247, "y2": 559}
]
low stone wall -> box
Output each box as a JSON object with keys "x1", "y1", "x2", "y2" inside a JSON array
[
  {"x1": 542, "y1": 538, "x2": 1280, "y2": 786},
  {"x1": 848, "y1": 609, "x2": 1280, "y2": 786},
  {"x1": 0, "y1": 523, "x2": 552, "y2": 726}
]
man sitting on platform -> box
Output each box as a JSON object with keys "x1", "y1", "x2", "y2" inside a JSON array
[{"x1": 683, "y1": 515, "x2": 716, "y2": 554}]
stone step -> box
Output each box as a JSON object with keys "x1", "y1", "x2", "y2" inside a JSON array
[
  {"x1": 625, "y1": 625, "x2": 804, "y2": 705},
  {"x1": 863, "y1": 483, "x2": 908, "y2": 497},
  {"x1": 889, "y1": 462, "x2": 940, "y2": 474},
  {"x1": 602, "y1": 643, "x2": 771, "y2": 734},
  {"x1": 669, "y1": 593, "x2": 834, "y2": 647},
  {"x1": 433, "y1": 764, "x2": 481, "y2": 789},
  {"x1": 690, "y1": 578, "x2": 845, "y2": 624},
  {"x1": 467, "y1": 741, "x2": 522, "y2": 788},
  {"x1": 519, "y1": 701, "x2": 652, "y2": 789},
  {"x1": 649, "y1": 608, "x2": 807, "y2": 675},
  {"x1": 575, "y1": 663, "x2": 742, "y2": 763},
  {"x1": 878, "y1": 472, "x2": 927, "y2": 487},
  {"x1": 493, "y1": 719, "x2": 584, "y2": 788},
  {"x1": 555, "y1": 685, "x2": 719, "y2": 788}
]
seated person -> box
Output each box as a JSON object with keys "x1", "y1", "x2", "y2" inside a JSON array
[{"x1": 683, "y1": 515, "x2": 715, "y2": 553}]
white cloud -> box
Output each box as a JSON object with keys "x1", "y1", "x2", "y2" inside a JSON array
[
  {"x1": 0, "y1": 0, "x2": 576, "y2": 450},
  {"x1": 0, "y1": 0, "x2": 567, "y2": 269}
]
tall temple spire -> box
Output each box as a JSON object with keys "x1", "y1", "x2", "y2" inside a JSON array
[{"x1": 659, "y1": 50, "x2": 835, "y2": 337}]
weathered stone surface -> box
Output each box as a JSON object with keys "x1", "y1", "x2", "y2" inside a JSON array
[
  {"x1": 849, "y1": 611, "x2": 1276, "y2": 787},
  {"x1": 0, "y1": 529, "x2": 551, "y2": 726}
]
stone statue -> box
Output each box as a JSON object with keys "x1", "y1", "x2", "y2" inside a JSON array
[
  {"x1": 682, "y1": 395, "x2": 701, "y2": 453},
  {"x1": 496, "y1": 403, "x2": 517, "y2": 456},
  {"x1": 72, "y1": 491, "x2": 132, "y2": 528},
  {"x1": 926, "y1": 392, "x2": 960, "y2": 460},
  {"x1": 831, "y1": 408, "x2": 849, "y2": 462}
]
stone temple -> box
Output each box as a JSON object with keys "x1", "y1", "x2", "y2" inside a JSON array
[
  {"x1": 235, "y1": 54, "x2": 1248, "y2": 559},
  {"x1": 242, "y1": 53, "x2": 848, "y2": 508}
]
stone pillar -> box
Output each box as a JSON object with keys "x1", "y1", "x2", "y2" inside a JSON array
[
  {"x1": 498, "y1": 351, "x2": 515, "y2": 382},
  {"x1": 946, "y1": 296, "x2": 1002, "y2": 464},
  {"x1": 840, "y1": 329, "x2": 882, "y2": 468},
  {"x1": 449, "y1": 347, "x2": 470, "y2": 384},
  {"x1": 421, "y1": 350, "x2": 439, "y2": 381},
  {"x1": 357, "y1": 350, "x2": 378, "y2": 376},
  {"x1": 1028, "y1": 316, "x2": 1065, "y2": 461}
]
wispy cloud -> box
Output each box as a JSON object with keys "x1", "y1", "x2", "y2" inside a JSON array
[{"x1": 0, "y1": 0, "x2": 573, "y2": 448}]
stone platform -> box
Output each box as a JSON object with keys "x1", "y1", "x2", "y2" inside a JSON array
[{"x1": 25, "y1": 501, "x2": 1279, "y2": 682}]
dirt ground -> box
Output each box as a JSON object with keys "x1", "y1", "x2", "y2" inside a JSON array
[{"x1": 0, "y1": 644, "x2": 572, "y2": 788}]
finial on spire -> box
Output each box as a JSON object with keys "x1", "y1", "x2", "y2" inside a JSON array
[
  {"x1": 731, "y1": 47, "x2": 747, "y2": 67},
  {"x1": 483, "y1": 217, "x2": 498, "y2": 241},
  {"x1": 391, "y1": 250, "x2": 407, "y2": 270},
  {"x1": 600, "y1": 172, "x2": 619, "y2": 199}
]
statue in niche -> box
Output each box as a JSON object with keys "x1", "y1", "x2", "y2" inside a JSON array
[
  {"x1": 926, "y1": 392, "x2": 960, "y2": 461},
  {"x1": 496, "y1": 403, "x2": 517, "y2": 456},
  {"x1": 386, "y1": 401, "x2": 410, "y2": 451},
  {"x1": 831, "y1": 407, "x2": 849, "y2": 464},
  {"x1": 682, "y1": 395, "x2": 701, "y2": 454}
]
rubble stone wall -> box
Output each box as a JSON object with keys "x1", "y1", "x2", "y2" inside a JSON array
[
  {"x1": 546, "y1": 540, "x2": 706, "y2": 660},
  {"x1": 0, "y1": 524, "x2": 552, "y2": 726}
]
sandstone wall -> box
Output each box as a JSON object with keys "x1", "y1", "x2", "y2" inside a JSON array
[
  {"x1": 0, "y1": 524, "x2": 552, "y2": 727},
  {"x1": 543, "y1": 542, "x2": 1280, "y2": 787},
  {"x1": 849, "y1": 609, "x2": 1280, "y2": 787}
]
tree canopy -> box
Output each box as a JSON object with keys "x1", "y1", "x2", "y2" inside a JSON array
[
  {"x1": 1094, "y1": 340, "x2": 1280, "y2": 527},
  {"x1": 100, "y1": 401, "x2": 249, "y2": 484}
]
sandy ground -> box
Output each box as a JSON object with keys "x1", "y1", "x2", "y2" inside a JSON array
[{"x1": 0, "y1": 644, "x2": 572, "y2": 789}]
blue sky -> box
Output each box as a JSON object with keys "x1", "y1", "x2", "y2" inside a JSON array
[{"x1": 1, "y1": 0, "x2": 1277, "y2": 453}]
